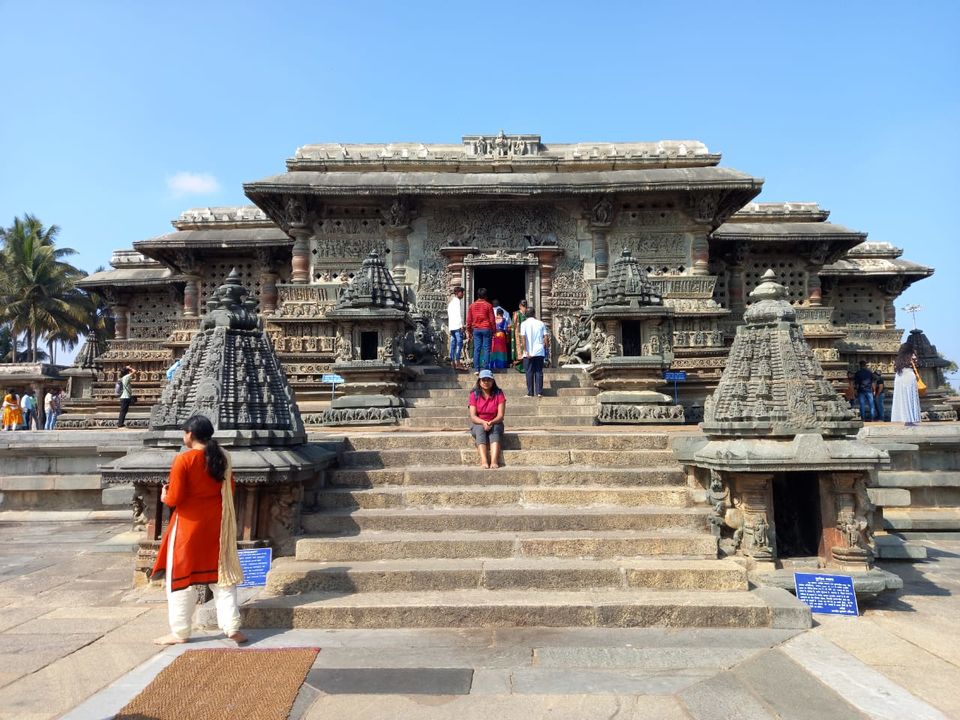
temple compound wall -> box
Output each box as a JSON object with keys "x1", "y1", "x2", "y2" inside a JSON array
[{"x1": 76, "y1": 133, "x2": 934, "y2": 425}]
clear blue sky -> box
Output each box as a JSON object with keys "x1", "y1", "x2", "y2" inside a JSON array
[{"x1": 1, "y1": 1, "x2": 957, "y2": 378}]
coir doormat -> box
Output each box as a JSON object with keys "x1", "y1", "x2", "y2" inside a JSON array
[{"x1": 116, "y1": 647, "x2": 319, "y2": 720}]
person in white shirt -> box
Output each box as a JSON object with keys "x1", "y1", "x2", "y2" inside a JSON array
[
  {"x1": 519, "y1": 307, "x2": 550, "y2": 398},
  {"x1": 43, "y1": 389, "x2": 61, "y2": 430},
  {"x1": 447, "y1": 286, "x2": 466, "y2": 371},
  {"x1": 20, "y1": 391, "x2": 37, "y2": 430}
]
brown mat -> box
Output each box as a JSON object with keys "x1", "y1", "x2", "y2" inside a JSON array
[{"x1": 116, "y1": 647, "x2": 319, "y2": 720}]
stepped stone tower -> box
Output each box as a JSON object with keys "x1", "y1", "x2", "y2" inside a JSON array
[
  {"x1": 587, "y1": 250, "x2": 683, "y2": 423},
  {"x1": 678, "y1": 270, "x2": 890, "y2": 576},
  {"x1": 102, "y1": 269, "x2": 333, "y2": 585}
]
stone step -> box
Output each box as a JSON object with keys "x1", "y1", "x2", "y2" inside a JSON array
[
  {"x1": 405, "y1": 405, "x2": 598, "y2": 418},
  {"x1": 327, "y1": 465, "x2": 685, "y2": 488},
  {"x1": 315, "y1": 485, "x2": 691, "y2": 510},
  {"x1": 0, "y1": 474, "x2": 102, "y2": 491},
  {"x1": 241, "y1": 587, "x2": 810, "y2": 629},
  {"x1": 881, "y1": 508, "x2": 960, "y2": 532},
  {"x1": 301, "y1": 506, "x2": 711, "y2": 534},
  {"x1": 405, "y1": 396, "x2": 598, "y2": 407},
  {"x1": 337, "y1": 448, "x2": 680, "y2": 469},
  {"x1": 876, "y1": 470, "x2": 960, "y2": 488},
  {"x1": 404, "y1": 387, "x2": 599, "y2": 398},
  {"x1": 294, "y1": 530, "x2": 718, "y2": 561},
  {"x1": 265, "y1": 557, "x2": 747, "y2": 594},
  {"x1": 342, "y1": 432, "x2": 670, "y2": 451},
  {"x1": 402, "y1": 416, "x2": 598, "y2": 428},
  {"x1": 406, "y1": 379, "x2": 591, "y2": 391}
]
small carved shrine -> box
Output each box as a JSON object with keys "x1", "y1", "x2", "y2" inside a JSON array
[
  {"x1": 101, "y1": 269, "x2": 332, "y2": 585},
  {"x1": 322, "y1": 251, "x2": 414, "y2": 425},
  {"x1": 908, "y1": 328, "x2": 958, "y2": 422},
  {"x1": 677, "y1": 270, "x2": 890, "y2": 579},
  {"x1": 587, "y1": 250, "x2": 684, "y2": 423}
]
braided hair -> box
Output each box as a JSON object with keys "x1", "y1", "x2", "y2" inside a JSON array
[{"x1": 182, "y1": 415, "x2": 227, "y2": 482}]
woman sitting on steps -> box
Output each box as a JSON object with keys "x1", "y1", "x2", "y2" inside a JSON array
[{"x1": 468, "y1": 369, "x2": 506, "y2": 469}]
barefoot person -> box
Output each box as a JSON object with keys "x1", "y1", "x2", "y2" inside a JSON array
[
  {"x1": 152, "y1": 415, "x2": 246, "y2": 645},
  {"x1": 468, "y1": 369, "x2": 506, "y2": 469}
]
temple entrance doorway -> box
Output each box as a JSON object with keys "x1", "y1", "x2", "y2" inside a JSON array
[{"x1": 472, "y1": 266, "x2": 527, "y2": 317}]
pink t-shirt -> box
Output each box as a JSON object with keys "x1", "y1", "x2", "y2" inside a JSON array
[{"x1": 469, "y1": 389, "x2": 505, "y2": 422}]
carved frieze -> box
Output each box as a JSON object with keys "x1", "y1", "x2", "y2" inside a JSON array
[
  {"x1": 650, "y1": 276, "x2": 717, "y2": 299},
  {"x1": 612, "y1": 233, "x2": 688, "y2": 266},
  {"x1": 274, "y1": 284, "x2": 336, "y2": 319},
  {"x1": 837, "y1": 327, "x2": 904, "y2": 353},
  {"x1": 428, "y1": 203, "x2": 575, "y2": 253}
]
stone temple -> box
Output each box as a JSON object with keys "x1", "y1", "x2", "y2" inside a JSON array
[{"x1": 74, "y1": 132, "x2": 935, "y2": 426}]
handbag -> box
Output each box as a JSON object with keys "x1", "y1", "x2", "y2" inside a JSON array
[{"x1": 912, "y1": 361, "x2": 927, "y2": 397}]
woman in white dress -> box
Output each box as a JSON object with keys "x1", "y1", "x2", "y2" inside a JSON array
[{"x1": 890, "y1": 343, "x2": 921, "y2": 427}]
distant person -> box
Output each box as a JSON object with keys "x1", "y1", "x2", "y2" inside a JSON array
[
  {"x1": 44, "y1": 389, "x2": 61, "y2": 430},
  {"x1": 117, "y1": 366, "x2": 137, "y2": 429},
  {"x1": 20, "y1": 390, "x2": 37, "y2": 430},
  {"x1": 491, "y1": 298, "x2": 511, "y2": 328},
  {"x1": 447, "y1": 286, "x2": 466, "y2": 371},
  {"x1": 2, "y1": 390, "x2": 22, "y2": 431},
  {"x1": 873, "y1": 369, "x2": 886, "y2": 422},
  {"x1": 468, "y1": 370, "x2": 505, "y2": 469},
  {"x1": 891, "y1": 343, "x2": 921, "y2": 427},
  {"x1": 152, "y1": 415, "x2": 246, "y2": 646},
  {"x1": 490, "y1": 308, "x2": 510, "y2": 370},
  {"x1": 465, "y1": 287, "x2": 496, "y2": 374},
  {"x1": 511, "y1": 299, "x2": 529, "y2": 373},
  {"x1": 519, "y1": 306, "x2": 550, "y2": 398},
  {"x1": 853, "y1": 361, "x2": 875, "y2": 421}
]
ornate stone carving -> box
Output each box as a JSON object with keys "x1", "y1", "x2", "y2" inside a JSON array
[
  {"x1": 381, "y1": 197, "x2": 416, "y2": 228},
  {"x1": 429, "y1": 203, "x2": 574, "y2": 252},
  {"x1": 590, "y1": 197, "x2": 614, "y2": 227}
]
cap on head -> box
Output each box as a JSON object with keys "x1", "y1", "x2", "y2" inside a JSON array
[{"x1": 478, "y1": 369, "x2": 495, "y2": 380}]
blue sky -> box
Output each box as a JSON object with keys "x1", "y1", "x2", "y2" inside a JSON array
[{"x1": 1, "y1": 1, "x2": 958, "y2": 377}]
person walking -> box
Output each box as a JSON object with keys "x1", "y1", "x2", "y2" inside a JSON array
[
  {"x1": 519, "y1": 306, "x2": 549, "y2": 398},
  {"x1": 873, "y1": 368, "x2": 886, "y2": 422},
  {"x1": 853, "y1": 360, "x2": 874, "y2": 421},
  {"x1": 466, "y1": 287, "x2": 496, "y2": 374},
  {"x1": 20, "y1": 391, "x2": 37, "y2": 430},
  {"x1": 447, "y1": 286, "x2": 466, "y2": 371},
  {"x1": 152, "y1": 415, "x2": 246, "y2": 646},
  {"x1": 117, "y1": 366, "x2": 136, "y2": 428},
  {"x1": 43, "y1": 389, "x2": 61, "y2": 430},
  {"x1": 891, "y1": 344, "x2": 921, "y2": 427},
  {"x1": 468, "y1": 369, "x2": 506, "y2": 469},
  {"x1": 2, "y1": 390, "x2": 22, "y2": 431},
  {"x1": 511, "y1": 299, "x2": 529, "y2": 373},
  {"x1": 490, "y1": 308, "x2": 510, "y2": 370}
]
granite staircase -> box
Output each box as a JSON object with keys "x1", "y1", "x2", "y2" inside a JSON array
[
  {"x1": 400, "y1": 367, "x2": 599, "y2": 429},
  {"x1": 242, "y1": 423, "x2": 810, "y2": 629}
]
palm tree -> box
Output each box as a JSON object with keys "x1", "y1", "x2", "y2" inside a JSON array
[{"x1": 0, "y1": 215, "x2": 86, "y2": 362}]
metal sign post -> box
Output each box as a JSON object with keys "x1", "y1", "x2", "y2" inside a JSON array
[
  {"x1": 663, "y1": 370, "x2": 687, "y2": 405},
  {"x1": 321, "y1": 373, "x2": 345, "y2": 402}
]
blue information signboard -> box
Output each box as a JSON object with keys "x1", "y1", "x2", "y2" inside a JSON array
[
  {"x1": 794, "y1": 572, "x2": 859, "y2": 616},
  {"x1": 237, "y1": 547, "x2": 273, "y2": 588},
  {"x1": 321, "y1": 374, "x2": 345, "y2": 385},
  {"x1": 663, "y1": 371, "x2": 687, "y2": 382}
]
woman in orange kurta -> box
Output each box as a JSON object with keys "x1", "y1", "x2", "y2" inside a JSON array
[
  {"x1": 152, "y1": 415, "x2": 246, "y2": 645},
  {"x1": 2, "y1": 391, "x2": 23, "y2": 431}
]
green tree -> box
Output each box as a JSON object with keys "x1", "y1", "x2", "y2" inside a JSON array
[{"x1": 0, "y1": 215, "x2": 86, "y2": 363}]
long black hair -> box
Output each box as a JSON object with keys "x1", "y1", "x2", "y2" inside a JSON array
[
  {"x1": 182, "y1": 415, "x2": 227, "y2": 482},
  {"x1": 893, "y1": 342, "x2": 916, "y2": 375}
]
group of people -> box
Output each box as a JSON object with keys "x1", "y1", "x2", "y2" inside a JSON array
[
  {"x1": 2, "y1": 388, "x2": 62, "y2": 431},
  {"x1": 846, "y1": 344, "x2": 924, "y2": 427},
  {"x1": 447, "y1": 286, "x2": 551, "y2": 398},
  {"x1": 850, "y1": 361, "x2": 886, "y2": 422}
]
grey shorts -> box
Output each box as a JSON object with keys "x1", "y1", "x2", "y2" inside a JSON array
[{"x1": 470, "y1": 422, "x2": 504, "y2": 445}]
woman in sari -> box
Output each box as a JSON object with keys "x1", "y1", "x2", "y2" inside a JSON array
[
  {"x1": 510, "y1": 299, "x2": 529, "y2": 373},
  {"x1": 2, "y1": 391, "x2": 22, "y2": 431},
  {"x1": 490, "y1": 308, "x2": 510, "y2": 370}
]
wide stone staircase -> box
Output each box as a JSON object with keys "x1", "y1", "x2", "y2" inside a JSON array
[{"x1": 242, "y1": 394, "x2": 810, "y2": 628}]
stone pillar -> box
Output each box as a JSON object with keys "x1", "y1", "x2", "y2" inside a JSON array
[
  {"x1": 807, "y1": 267, "x2": 822, "y2": 307},
  {"x1": 387, "y1": 226, "x2": 412, "y2": 284},
  {"x1": 826, "y1": 473, "x2": 871, "y2": 570},
  {"x1": 114, "y1": 304, "x2": 129, "y2": 340},
  {"x1": 182, "y1": 275, "x2": 201, "y2": 318},
  {"x1": 441, "y1": 248, "x2": 473, "y2": 294},
  {"x1": 727, "y1": 246, "x2": 748, "y2": 319},
  {"x1": 733, "y1": 473, "x2": 774, "y2": 561},
  {"x1": 290, "y1": 229, "x2": 312, "y2": 284},
  {"x1": 260, "y1": 270, "x2": 279, "y2": 315},
  {"x1": 591, "y1": 227, "x2": 609, "y2": 280},
  {"x1": 691, "y1": 233, "x2": 710, "y2": 276},
  {"x1": 533, "y1": 248, "x2": 560, "y2": 327},
  {"x1": 882, "y1": 295, "x2": 897, "y2": 329}
]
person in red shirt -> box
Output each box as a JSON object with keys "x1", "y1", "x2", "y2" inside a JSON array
[
  {"x1": 468, "y1": 369, "x2": 506, "y2": 468},
  {"x1": 466, "y1": 287, "x2": 496, "y2": 374}
]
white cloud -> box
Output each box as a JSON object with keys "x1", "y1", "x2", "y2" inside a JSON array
[{"x1": 167, "y1": 171, "x2": 221, "y2": 196}]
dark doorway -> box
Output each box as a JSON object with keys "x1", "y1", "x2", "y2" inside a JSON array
[
  {"x1": 773, "y1": 473, "x2": 822, "y2": 557},
  {"x1": 360, "y1": 331, "x2": 378, "y2": 361},
  {"x1": 472, "y1": 266, "x2": 527, "y2": 317},
  {"x1": 622, "y1": 321, "x2": 643, "y2": 357}
]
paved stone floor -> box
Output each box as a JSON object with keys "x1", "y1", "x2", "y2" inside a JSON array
[{"x1": 0, "y1": 516, "x2": 957, "y2": 719}]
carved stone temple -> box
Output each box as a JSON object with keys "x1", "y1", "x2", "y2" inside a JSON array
[
  {"x1": 73, "y1": 133, "x2": 936, "y2": 425},
  {"x1": 675, "y1": 270, "x2": 900, "y2": 592},
  {"x1": 100, "y1": 270, "x2": 333, "y2": 585}
]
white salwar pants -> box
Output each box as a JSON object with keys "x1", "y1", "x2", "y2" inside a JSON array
[{"x1": 165, "y1": 518, "x2": 241, "y2": 639}]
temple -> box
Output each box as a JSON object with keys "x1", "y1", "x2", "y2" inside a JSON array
[{"x1": 75, "y1": 132, "x2": 935, "y2": 425}]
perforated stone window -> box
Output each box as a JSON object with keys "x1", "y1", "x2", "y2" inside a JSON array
[
  {"x1": 709, "y1": 259, "x2": 729, "y2": 307},
  {"x1": 744, "y1": 257, "x2": 806, "y2": 306},
  {"x1": 200, "y1": 260, "x2": 261, "y2": 315},
  {"x1": 832, "y1": 282, "x2": 885, "y2": 325},
  {"x1": 128, "y1": 290, "x2": 178, "y2": 339}
]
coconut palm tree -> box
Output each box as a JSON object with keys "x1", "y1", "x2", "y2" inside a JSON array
[{"x1": 0, "y1": 215, "x2": 86, "y2": 362}]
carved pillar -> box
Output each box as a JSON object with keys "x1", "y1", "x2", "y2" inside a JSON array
[
  {"x1": 182, "y1": 275, "x2": 201, "y2": 318},
  {"x1": 727, "y1": 246, "x2": 748, "y2": 319},
  {"x1": 807, "y1": 268, "x2": 822, "y2": 307},
  {"x1": 441, "y1": 247, "x2": 473, "y2": 294},
  {"x1": 289, "y1": 229, "x2": 312, "y2": 284},
  {"x1": 113, "y1": 304, "x2": 129, "y2": 341},
  {"x1": 382, "y1": 197, "x2": 416, "y2": 285},
  {"x1": 826, "y1": 473, "x2": 871, "y2": 569},
  {"x1": 588, "y1": 196, "x2": 614, "y2": 280},
  {"x1": 532, "y1": 247, "x2": 561, "y2": 327},
  {"x1": 260, "y1": 270, "x2": 279, "y2": 315},
  {"x1": 691, "y1": 233, "x2": 710, "y2": 276},
  {"x1": 733, "y1": 473, "x2": 774, "y2": 561}
]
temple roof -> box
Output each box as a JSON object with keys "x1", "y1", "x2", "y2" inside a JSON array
[
  {"x1": 78, "y1": 251, "x2": 177, "y2": 289},
  {"x1": 172, "y1": 205, "x2": 271, "y2": 230},
  {"x1": 821, "y1": 242, "x2": 933, "y2": 278},
  {"x1": 328, "y1": 251, "x2": 407, "y2": 313},
  {"x1": 711, "y1": 221, "x2": 866, "y2": 243},
  {"x1": 727, "y1": 202, "x2": 831, "y2": 223},
  {"x1": 592, "y1": 250, "x2": 663, "y2": 312},
  {"x1": 246, "y1": 167, "x2": 762, "y2": 198},
  {"x1": 286, "y1": 135, "x2": 721, "y2": 172},
  {"x1": 134, "y1": 226, "x2": 290, "y2": 252}
]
